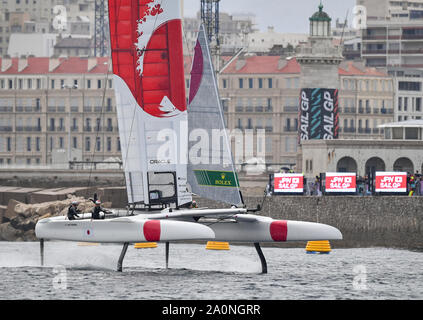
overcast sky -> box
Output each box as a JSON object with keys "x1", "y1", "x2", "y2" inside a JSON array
[{"x1": 184, "y1": 0, "x2": 356, "y2": 33}]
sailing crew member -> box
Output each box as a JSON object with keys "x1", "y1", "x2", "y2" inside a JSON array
[
  {"x1": 91, "y1": 200, "x2": 110, "y2": 220},
  {"x1": 190, "y1": 200, "x2": 198, "y2": 209},
  {"x1": 68, "y1": 201, "x2": 81, "y2": 220}
]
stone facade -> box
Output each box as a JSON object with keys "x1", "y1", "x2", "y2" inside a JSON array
[{"x1": 301, "y1": 139, "x2": 423, "y2": 178}]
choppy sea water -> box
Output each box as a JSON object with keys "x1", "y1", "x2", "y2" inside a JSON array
[{"x1": 0, "y1": 241, "x2": 421, "y2": 300}]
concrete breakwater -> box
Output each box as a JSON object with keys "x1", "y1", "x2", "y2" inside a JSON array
[{"x1": 0, "y1": 185, "x2": 422, "y2": 249}]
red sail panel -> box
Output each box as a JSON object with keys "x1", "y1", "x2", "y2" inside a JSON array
[{"x1": 108, "y1": 0, "x2": 186, "y2": 118}]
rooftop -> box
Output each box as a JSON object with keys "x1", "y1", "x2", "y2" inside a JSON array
[
  {"x1": 0, "y1": 57, "x2": 110, "y2": 74},
  {"x1": 0, "y1": 56, "x2": 389, "y2": 78},
  {"x1": 310, "y1": 3, "x2": 331, "y2": 22},
  {"x1": 379, "y1": 120, "x2": 423, "y2": 128}
]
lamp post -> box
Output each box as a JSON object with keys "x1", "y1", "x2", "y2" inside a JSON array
[{"x1": 62, "y1": 84, "x2": 78, "y2": 168}]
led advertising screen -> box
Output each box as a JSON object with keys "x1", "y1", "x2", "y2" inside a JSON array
[
  {"x1": 325, "y1": 173, "x2": 357, "y2": 194},
  {"x1": 299, "y1": 88, "x2": 339, "y2": 141},
  {"x1": 273, "y1": 173, "x2": 304, "y2": 194},
  {"x1": 375, "y1": 172, "x2": 407, "y2": 193}
]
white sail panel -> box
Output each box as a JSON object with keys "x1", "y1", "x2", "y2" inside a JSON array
[{"x1": 187, "y1": 25, "x2": 244, "y2": 207}]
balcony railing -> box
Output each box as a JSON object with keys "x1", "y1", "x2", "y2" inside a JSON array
[
  {"x1": 284, "y1": 127, "x2": 297, "y2": 132},
  {"x1": 343, "y1": 107, "x2": 357, "y2": 114},
  {"x1": 381, "y1": 108, "x2": 394, "y2": 114},
  {"x1": 0, "y1": 126, "x2": 13, "y2": 132},
  {"x1": 343, "y1": 127, "x2": 356, "y2": 133},
  {"x1": 284, "y1": 106, "x2": 298, "y2": 112},
  {"x1": 358, "y1": 128, "x2": 372, "y2": 134},
  {"x1": 0, "y1": 107, "x2": 13, "y2": 112}
]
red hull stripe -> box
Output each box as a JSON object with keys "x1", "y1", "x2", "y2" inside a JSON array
[
  {"x1": 270, "y1": 221, "x2": 288, "y2": 242},
  {"x1": 143, "y1": 220, "x2": 161, "y2": 241}
]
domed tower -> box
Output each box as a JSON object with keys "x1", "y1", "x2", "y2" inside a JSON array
[
  {"x1": 297, "y1": 1, "x2": 343, "y2": 141},
  {"x1": 310, "y1": 2, "x2": 332, "y2": 37}
]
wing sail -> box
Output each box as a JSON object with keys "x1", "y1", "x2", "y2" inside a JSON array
[
  {"x1": 108, "y1": 0, "x2": 191, "y2": 206},
  {"x1": 187, "y1": 24, "x2": 244, "y2": 207}
]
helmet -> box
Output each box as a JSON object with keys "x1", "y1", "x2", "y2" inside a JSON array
[
  {"x1": 95, "y1": 200, "x2": 101, "y2": 205},
  {"x1": 72, "y1": 201, "x2": 79, "y2": 205}
]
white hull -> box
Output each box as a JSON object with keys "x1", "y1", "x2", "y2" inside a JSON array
[{"x1": 35, "y1": 211, "x2": 342, "y2": 243}]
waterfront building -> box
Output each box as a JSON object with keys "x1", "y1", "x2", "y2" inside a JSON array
[
  {"x1": 0, "y1": 0, "x2": 95, "y2": 57},
  {"x1": 0, "y1": 56, "x2": 117, "y2": 167},
  {"x1": 357, "y1": 0, "x2": 423, "y2": 69},
  {"x1": 301, "y1": 119, "x2": 423, "y2": 178}
]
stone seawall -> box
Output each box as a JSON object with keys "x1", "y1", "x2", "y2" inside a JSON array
[{"x1": 194, "y1": 196, "x2": 423, "y2": 250}]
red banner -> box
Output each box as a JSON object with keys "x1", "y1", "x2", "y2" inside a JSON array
[
  {"x1": 375, "y1": 172, "x2": 407, "y2": 193},
  {"x1": 325, "y1": 173, "x2": 357, "y2": 193},
  {"x1": 274, "y1": 174, "x2": 304, "y2": 194}
]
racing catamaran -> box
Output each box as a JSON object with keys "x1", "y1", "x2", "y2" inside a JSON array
[{"x1": 35, "y1": 0, "x2": 342, "y2": 273}]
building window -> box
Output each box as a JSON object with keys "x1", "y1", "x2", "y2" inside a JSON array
[
  {"x1": 258, "y1": 78, "x2": 263, "y2": 89},
  {"x1": 268, "y1": 78, "x2": 273, "y2": 89},
  {"x1": 59, "y1": 137, "x2": 64, "y2": 149},
  {"x1": 26, "y1": 137, "x2": 31, "y2": 152},
  {"x1": 248, "y1": 78, "x2": 253, "y2": 89},
  {"x1": 222, "y1": 79, "x2": 227, "y2": 89},
  {"x1": 239, "y1": 78, "x2": 243, "y2": 89},
  {"x1": 85, "y1": 137, "x2": 91, "y2": 151},
  {"x1": 73, "y1": 137, "x2": 78, "y2": 148},
  {"x1": 36, "y1": 137, "x2": 40, "y2": 151},
  {"x1": 107, "y1": 137, "x2": 112, "y2": 152},
  {"x1": 96, "y1": 137, "x2": 101, "y2": 151},
  {"x1": 399, "y1": 81, "x2": 421, "y2": 91},
  {"x1": 98, "y1": 80, "x2": 102, "y2": 89},
  {"x1": 87, "y1": 79, "x2": 91, "y2": 89},
  {"x1": 117, "y1": 137, "x2": 121, "y2": 152},
  {"x1": 106, "y1": 98, "x2": 112, "y2": 112}
]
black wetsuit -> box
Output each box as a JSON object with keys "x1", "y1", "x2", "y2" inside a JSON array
[
  {"x1": 92, "y1": 206, "x2": 108, "y2": 220},
  {"x1": 67, "y1": 206, "x2": 81, "y2": 220}
]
